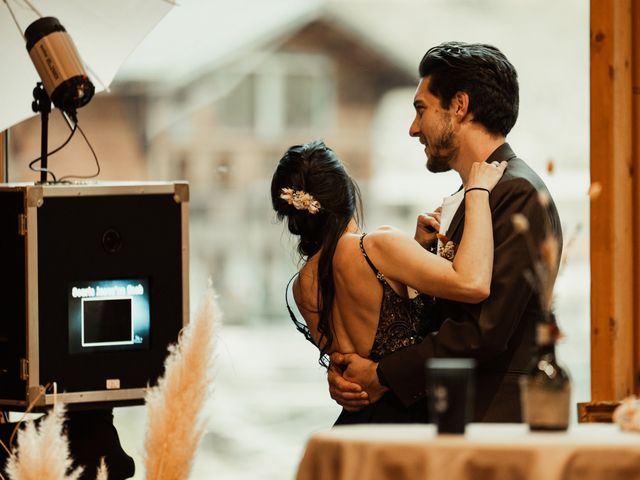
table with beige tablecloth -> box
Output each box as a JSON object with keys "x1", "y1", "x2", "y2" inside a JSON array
[{"x1": 296, "y1": 423, "x2": 640, "y2": 480}]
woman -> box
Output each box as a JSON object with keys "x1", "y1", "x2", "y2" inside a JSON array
[{"x1": 271, "y1": 140, "x2": 506, "y2": 424}]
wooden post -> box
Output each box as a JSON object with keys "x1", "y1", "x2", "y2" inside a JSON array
[
  {"x1": 588, "y1": 0, "x2": 636, "y2": 409},
  {"x1": 633, "y1": 0, "x2": 640, "y2": 394}
]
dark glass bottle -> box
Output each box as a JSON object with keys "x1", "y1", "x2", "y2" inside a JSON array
[{"x1": 520, "y1": 319, "x2": 571, "y2": 431}]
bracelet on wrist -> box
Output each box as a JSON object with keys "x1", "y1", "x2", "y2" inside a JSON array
[{"x1": 464, "y1": 187, "x2": 490, "y2": 196}]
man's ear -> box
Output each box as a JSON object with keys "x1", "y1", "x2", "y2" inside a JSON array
[{"x1": 452, "y1": 91, "x2": 470, "y2": 120}]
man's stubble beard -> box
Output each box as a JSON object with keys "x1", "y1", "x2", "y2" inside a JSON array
[{"x1": 426, "y1": 116, "x2": 459, "y2": 173}]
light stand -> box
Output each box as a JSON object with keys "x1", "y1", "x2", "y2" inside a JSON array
[
  {"x1": 31, "y1": 82, "x2": 51, "y2": 184},
  {"x1": 24, "y1": 16, "x2": 94, "y2": 184}
]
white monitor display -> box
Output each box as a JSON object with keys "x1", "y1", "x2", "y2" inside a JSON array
[{"x1": 68, "y1": 279, "x2": 150, "y2": 354}]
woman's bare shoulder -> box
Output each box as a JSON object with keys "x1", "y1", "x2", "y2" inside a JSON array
[
  {"x1": 365, "y1": 225, "x2": 407, "y2": 248},
  {"x1": 332, "y1": 232, "x2": 363, "y2": 264},
  {"x1": 370, "y1": 225, "x2": 399, "y2": 234}
]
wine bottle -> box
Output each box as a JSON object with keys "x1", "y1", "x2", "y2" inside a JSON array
[{"x1": 520, "y1": 318, "x2": 571, "y2": 431}]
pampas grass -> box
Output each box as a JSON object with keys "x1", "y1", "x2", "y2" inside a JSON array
[
  {"x1": 5, "y1": 403, "x2": 83, "y2": 480},
  {"x1": 95, "y1": 458, "x2": 108, "y2": 480},
  {"x1": 143, "y1": 284, "x2": 218, "y2": 480}
]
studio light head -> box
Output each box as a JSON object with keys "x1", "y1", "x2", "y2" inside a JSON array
[{"x1": 24, "y1": 16, "x2": 95, "y2": 117}]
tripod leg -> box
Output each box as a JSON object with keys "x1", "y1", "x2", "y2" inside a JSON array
[{"x1": 66, "y1": 409, "x2": 135, "y2": 480}]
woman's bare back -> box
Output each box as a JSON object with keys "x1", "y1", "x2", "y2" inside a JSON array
[{"x1": 293, "y1": 231, "x2": 416, "y2": 358}]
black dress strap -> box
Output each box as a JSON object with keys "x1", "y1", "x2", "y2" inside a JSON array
[
  {"x1": 285, "y1": 273, "x2": 316, "y2": 347},
  {"x1": 359, "y1": 233, "x2": 386, "y2": 284}
]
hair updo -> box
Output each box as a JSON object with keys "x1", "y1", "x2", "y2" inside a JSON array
[
  {"x1": 271, "y1": 140, "x2": 362, "y2": 366},
  {"x1": 271, "y1": 140, "x2": 361, "y2": 258}
]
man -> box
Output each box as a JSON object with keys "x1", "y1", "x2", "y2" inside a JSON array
[{"x1": 328, "y1": 41, "x2": 563, "y2": 422}]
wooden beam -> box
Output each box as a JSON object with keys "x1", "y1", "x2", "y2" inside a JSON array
[
  {"x1": 633, "y1": 0, "x2": 640, "y2": 394},
  {"x1": 589, "y1": 0, "x2": 635, "y2": 402}
]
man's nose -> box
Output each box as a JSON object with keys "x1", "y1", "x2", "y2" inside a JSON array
[{"x1": 409, "y1": 118, "x2": 419, "y2": 137}]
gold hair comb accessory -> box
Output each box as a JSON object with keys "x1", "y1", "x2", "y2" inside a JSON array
[{"x1": 280, "y1": 187, "x2": 321, "y2": 214}]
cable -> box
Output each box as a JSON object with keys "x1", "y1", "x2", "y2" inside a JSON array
[
  {"x1": 8, "y1": 382, "x2": 51, "y2": 447},
  {"x1": 26, "y1": 110, "x2": 101, "y2": 183},
  {"x1": 27, "y1": 116, "x2": 79, "y2": 183},
  {"x1": 20, "y1": 0, "x2": 42, "y2": 18},
  {"x1": 27, "y1": 124, "x2": 76, "y2": 171},
  {"x1": 3, "y1": 0, "x2": 26, "y2": 40},
  {"x1": 58, "y1": 122, "x2": 101, "y2": 181}
]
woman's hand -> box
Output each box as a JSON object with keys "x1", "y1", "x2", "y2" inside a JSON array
[
  {"x1": 414, "y1": 207, "x2": 441, "y2": 248},
  {"x1": 466, "y1": 160, "x2": 508, "y2": 192}
]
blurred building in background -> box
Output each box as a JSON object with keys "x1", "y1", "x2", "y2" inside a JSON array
[
  {"x1": 10, "y1": 3, "x2": 418, "y2": 323},
  {"x1": 132, "y1": 11, "x2": 416, "y2": 322}
]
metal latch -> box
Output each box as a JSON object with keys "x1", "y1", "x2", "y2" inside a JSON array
[
  {"x1": 18, "y1": 214, "x2": 27, "y2": 236},
  {"x1": 19, "y1": 358, "x2": 29, "y2": 380}
]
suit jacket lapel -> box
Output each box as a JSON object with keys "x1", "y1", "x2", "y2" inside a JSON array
[{"x1": 445, "y1": 143, "x2": 518, "y2": 242}]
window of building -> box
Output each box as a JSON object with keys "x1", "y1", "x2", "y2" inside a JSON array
[
  {"x1": 217, "y1": 74, "x2": 256, "y2": 129},
  {"x1": 216, "y1": 53, "x2": 334, "y2": 136}
]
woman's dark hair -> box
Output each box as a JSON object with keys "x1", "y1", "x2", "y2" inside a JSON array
[
  {"x1": 271, "y1": 140, "x2": 362, "y2": 367},
  {"x1": 419, "y1": 41, "x2": 519, "y2": 136}
]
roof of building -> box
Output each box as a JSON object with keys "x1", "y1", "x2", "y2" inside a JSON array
[{"x1": 117, "y1": 0, "x2": 421, "y2": 86}]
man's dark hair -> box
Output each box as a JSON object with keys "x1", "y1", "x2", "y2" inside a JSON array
[{"x1": 419, "y1": 41, "x2": 519, "y2": 136}]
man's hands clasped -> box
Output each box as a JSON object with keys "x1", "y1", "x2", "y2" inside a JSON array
[{"x1": 328, "y1": 352, "x2": 388, "y2": 412}]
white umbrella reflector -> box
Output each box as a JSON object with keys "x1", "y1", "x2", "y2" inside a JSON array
[{"x1": 0, "y1": 0, "x2": 175, "y2": 131}]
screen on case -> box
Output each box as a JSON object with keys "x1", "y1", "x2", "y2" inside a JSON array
[{"x1": 68, "y1": 279, "x2": 150, "y2": 354}]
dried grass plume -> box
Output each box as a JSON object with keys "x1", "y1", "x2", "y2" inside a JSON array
[
  {"x1": 613, "y1": 396, "x2": 640, "y2": 432},
  {"x1": 511, "y1": 193, "x2": 561, "y2": 317},
  {"x1": 588, "y1": 182, "x2": 602, "y2": 200},
  {"x1": 144, "y1": 283, "x2": 219, "y2": 480},
  {"x1": 5, "y1": 403, "x2": 83, "y2": 480},
  {"x1": 95, "y1": 459, "x2": 108, "y2": 480},
  {"x1": 511, "y1": 213, "x2": 529, "y2": 234}
]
